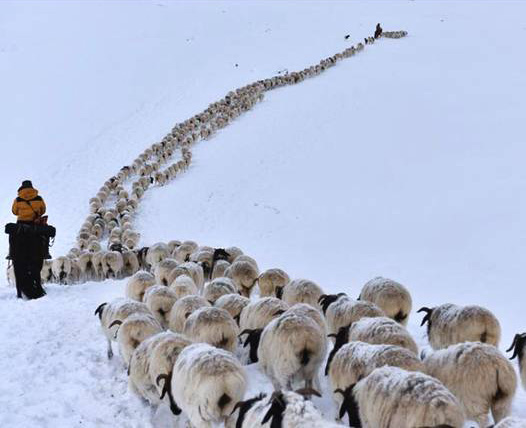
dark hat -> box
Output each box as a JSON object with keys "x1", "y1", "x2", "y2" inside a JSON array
[{"x1": 18, "y1": 180, "x2": 33, "y2": 191}]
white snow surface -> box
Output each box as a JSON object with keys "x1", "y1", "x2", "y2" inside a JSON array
[{"x1": 1, "y1": 0, "x2": 526, "y2": 426}]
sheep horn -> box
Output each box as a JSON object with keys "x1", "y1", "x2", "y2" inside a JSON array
[
  {"x1": 506, "y1": 334, "x2": 519, "y2": 353},
  {"x1": 109, "y1": 319, "x2": 122, "y2": 328},
  {"x1": 417, "y1": 307, "x2": 432, "y2": 327},
  {"x1": 94, "y1": 302, "x2": 107, "y2": 317},
  {"x1": 156, "y1": 374, "x2": 170, "y2": 399}
]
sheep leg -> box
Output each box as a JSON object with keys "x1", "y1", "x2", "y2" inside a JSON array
[{"x1": 107, "y1": 339, "x2": 113, "y2": 359}]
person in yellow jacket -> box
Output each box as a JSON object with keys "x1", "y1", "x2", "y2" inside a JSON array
[{"x1": 12, "y1": 180, "x2": 46, "y2": 223}]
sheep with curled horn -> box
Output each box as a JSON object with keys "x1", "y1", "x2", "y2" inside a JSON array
[
  {"x1": 319, "y1": 293, "x2": 385, "y2": 339},
  {"x1": 507, "y1": 332, "x2": 526, "y2": 389},
  {"x1": 358, "y1": 276, "x2": 412, "y2": 326},
  {"x1": 325, "y1": 316, "x2": 418, "y2": 376},
  {"x1": 110, "y1": 312, "x2": 162, "y2": 367},
  {"x1": 168, "y1": 295, "x2": 211, "y2": 333},
  {"x1": 328, "y1": 341, "x2": 425, "y2": 424},
  {"x1": 257, "y1": 311, "x2": 327, "y2": 393},
  {"x1": 226, "y1": 389, "x2": 342, "y2": 428},
  {"x1": 168, "y1": 343, "x2": 247, "y2": 428},
  {"x1": 418, "y1": 303, "x2": 501, "y2": 349},
  {"x1": 423, "y1": 342, "x2": 517, "y2": 427},
  {"x1": 128, "y1": 331, "x2": 191, "y2": 412},
  {"x1": 94, "y1": 298, "x2": 151, "y2": 359},
  {"x1": 346, "y1": 366, "x2": 465, "y2": 428},
  {"x1": 125, "y1": 271, "x2": 155, "y2": 302}
]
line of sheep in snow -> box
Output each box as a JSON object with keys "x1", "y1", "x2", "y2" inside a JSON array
[
  {"x1": 6, "y1": 26, "x2": 407, "y2": 288},
  {"x1": 93, "y1": 242, "x2": 526, "y2": 428}
]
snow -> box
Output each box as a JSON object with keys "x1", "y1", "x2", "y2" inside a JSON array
[{"x1": 1, "y1": 0, "x2": 526, "y2": 426}]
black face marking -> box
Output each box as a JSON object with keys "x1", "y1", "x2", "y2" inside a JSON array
[{"x1": 325, "y1": 326, "x2": 350, "y2": 375}]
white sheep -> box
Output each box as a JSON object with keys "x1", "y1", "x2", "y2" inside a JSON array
[
  {"x1": 280, "y1": 278, "x2": 324, "y2": 310},
  {"x1": 319, "y1": 293, "x2": 385, "y2": 338},
  {"x1": 170, "y1": 343, "x2": 247, "y2": 427},
  {"x1": 214, "y1": 293, "x2": 250, "y2": 325},
  {"x1": 40, "y1": 260, "x2": 53, "y2": 284},
  {"x1": 102, "y1": 251, "x2": 124, "y2": 279},
  {"x1": 328, "y1": 341, "x2": 424, "y2": 423},
  {"x1": 173, "y1": 240, "x2": 198, "y2": 262},
  {"x1": 168, "y1": 295, "x2": 211, "y2": 333},
  {"x1": 52, "y1": 256, "x2": 72, "y2": 284},
  {"x1": 121, "y1": 250, "x2": 140, "y2": 277},
  {"x1": 145, "y1": 242, "x2": 170, "y2": 269},
  {"x1": 154, "y1": 258, "x2": 179, "y2": 286},
  {"x1": 224, "y1": 246, "x2": 243, "y2": 263},
  {"x1": 125, "y1": 271, "x2": 155, "y2": 302},
  {"x1": 169, "y1": 261, "x2": 204, "y2": 290},
  {"x1": 202, "y1": 277, "x2": 237, "y2": 304},
  {"x1": 225, "y1": 259, "x2": 259, "y2": 297},
  {"x1": 282, "y1": 303, "x2": 326, "y2": 334},
  {"x1": 169, "y1": 274, "x2": 198, "y2": 299},
  {"x1": 183, "y1": 306, "x2": 239, "y2": 353},
  {"x1": 111, "y1": 312, "x2": 162, "y2": 367},
  {"x1": 128, "y1": 331, "x2": 191, "y2": 413},
  {"x1": 507, "y1": 332, "x2": 526, "y2": 389},
  {"x1": 143, "y1": 285, "x2": 178, "y2": 329},
  {"x1": 94, "y1": 298, "x2": 151, "y2": 359},
  {"x1": 258, "y1": 312, "x2": 327, "y2": 392},
  {"x1": 359, "y1": 276, "x2": 412, "y2": 325},
  {"x1": 239, "y1": 296, "x2": 289, "y2": 332},
  {"x1": 418, "y1": 303, "x2": 501, "y2": 349},
  {"x1": 423, "y1": 342, "x2": 517, "y2": 426},
  {"x1": 226, "y1": 390, "x2": 342, "y2": 428},
  {"x1": 257, "y1": 268, "x2": 290, "y2": 297},
  {"x1": 351, "y1": 366, "x2": 465, "y2": 427},
  {"x1": 211, "y1": 259, "x2": 230, "y2": 280}
]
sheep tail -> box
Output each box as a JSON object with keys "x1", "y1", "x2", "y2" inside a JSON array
[
  {"x1": 299, "y1": 348, "x2": 311, "y2": 366},
  {"x1": 394, "y1": 310, "x2": 407, "y2": 323}
]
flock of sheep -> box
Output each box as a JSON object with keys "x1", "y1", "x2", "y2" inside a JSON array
[
  {"x1": 95, "y1": 255, "x2": 526, "y2": 428},
  {"x1": 8, "y1": 24, "x2": 526, "y2": 427}
]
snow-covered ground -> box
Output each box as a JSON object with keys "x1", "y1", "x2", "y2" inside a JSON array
[{"x1": 1, "y1": 0, "x2": 525, "y2": 426}]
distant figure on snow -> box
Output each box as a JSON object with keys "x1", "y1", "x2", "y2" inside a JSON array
[{"x1": 6, "y1": 180, "x2": 52, "y2": 299}]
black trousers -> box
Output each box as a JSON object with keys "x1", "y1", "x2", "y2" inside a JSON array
[{"x1": 12, "y1": 257, "x2": 45, "y2": 299}]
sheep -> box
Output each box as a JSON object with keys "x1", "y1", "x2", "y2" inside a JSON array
[
  {"x1": 145, "y1": 242, "x2": 170, "y2": 269},
  {"x1": 40, "y1": 260, "x2": 53, "y2": 283},
  {"x1": 225, "y1": 259, "x2": 259, "y2": 297},
  {"x1": 169, "y1": 343, "x2": 246, "y2": 427},
  {"x1": 167, "y1": 240, "x2": 181, "y2": 253},
  {"x1": 258, "y1": 312, "x2": 327, "y2": 392},
  {"x1": 143, "y1": 285, "x2": 178, "y2": 329},
  {"x1": 507, "y1": 332, "x2": 526, "y2": 389},
  {"x1": 154, "y1": 258, "x2": 179, "y2": 286},
  {"x1": 173, "y1": 240, "x2": 198, "y2": 262},
  {"x1": 214, "y1": 293, "x2": 250, "y2": 325},
  {"x1": 202, "y1": 277, "x2": 237, "y2": 304},
  {"x1": 211, "y1": 259, "x2": 230, "y2": 280},
  {"x1": 190, "y1": 248, "x2": 229, "y2": 280},
  {"x1": 169, "y1": 261, "x2": 204, "y2": 290},
  {"x1": 233, "y1": 254, "x2": 259, "y2": 271},
  {"x1": 93, "y1": 298, "x2": 151, "y2": 359},
  {"x1": 168, "y1": 295, "x2": 211, "y2": 333},
  {"x1": 494, "y1": 418, "x2": 526, "y2": 428},
  {"x1": 52, "y1": 256, "x2": 72, "y2": 284},
  {"x1": 359, "y1": 276, "x2": 412, "y2": 325},
  {"x1": 128, "y1": 331, "x2": 191, "y2": 412},
  {"x1": 111, "y1": 312, "x2": 163, "y2": 366},
  {"x1": 328, "y1": 341, "x2": 424, "y2": 422},
  {"x1": 91, "y1": 251, "x2": 104, "y2": 279},
  {"x1": 418, "y1": 303, "x2": 501, "y2": 349},
  {"x1": 239, "y1": 296, "x2": 289, "y2": 332},
  {"x1": 226, "y1": 390, "x2": 342, "y2": 428},
  {"x1": 101, "y1": 251, "x2": 124, "y2": 279},
  {"x1": 280, "y1": 278, "x2": 324, "y2": 310},
  {"x1": 125, "y1": 271, "x2": 155, "y2": 302},
  {"x1": 169, "y1": 274, "x2": 198, "y2": 299},
  {"x1": 349, "y1": 366, "x2": 465, "y2": 428},
  {"x1": 257, "y1": 268, "x2": 290, "y2": 297},
  {"x1": 319, "y1": 293, "x2": 385, "y2": 338},
  {"x1": 423, "y1": 342, "x2": 517, "y2": 426},
  {"x1": 121, "y1": 250, "x2": 140, "y2": 277},
  {"x1": 282, "y1": 303, "x2": 326, "y2": 334},
  {"x1": 183, "y1": 306, "x2": 239, "y2": 353}
]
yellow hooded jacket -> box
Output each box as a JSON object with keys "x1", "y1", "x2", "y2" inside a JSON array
[{"x1": 12, "y1": 187, "x2": 46, "y2": 222}]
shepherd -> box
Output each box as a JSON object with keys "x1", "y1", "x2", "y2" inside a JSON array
[{"x1": 7, "y1": 180, "x2": 52, "y2": 299}]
